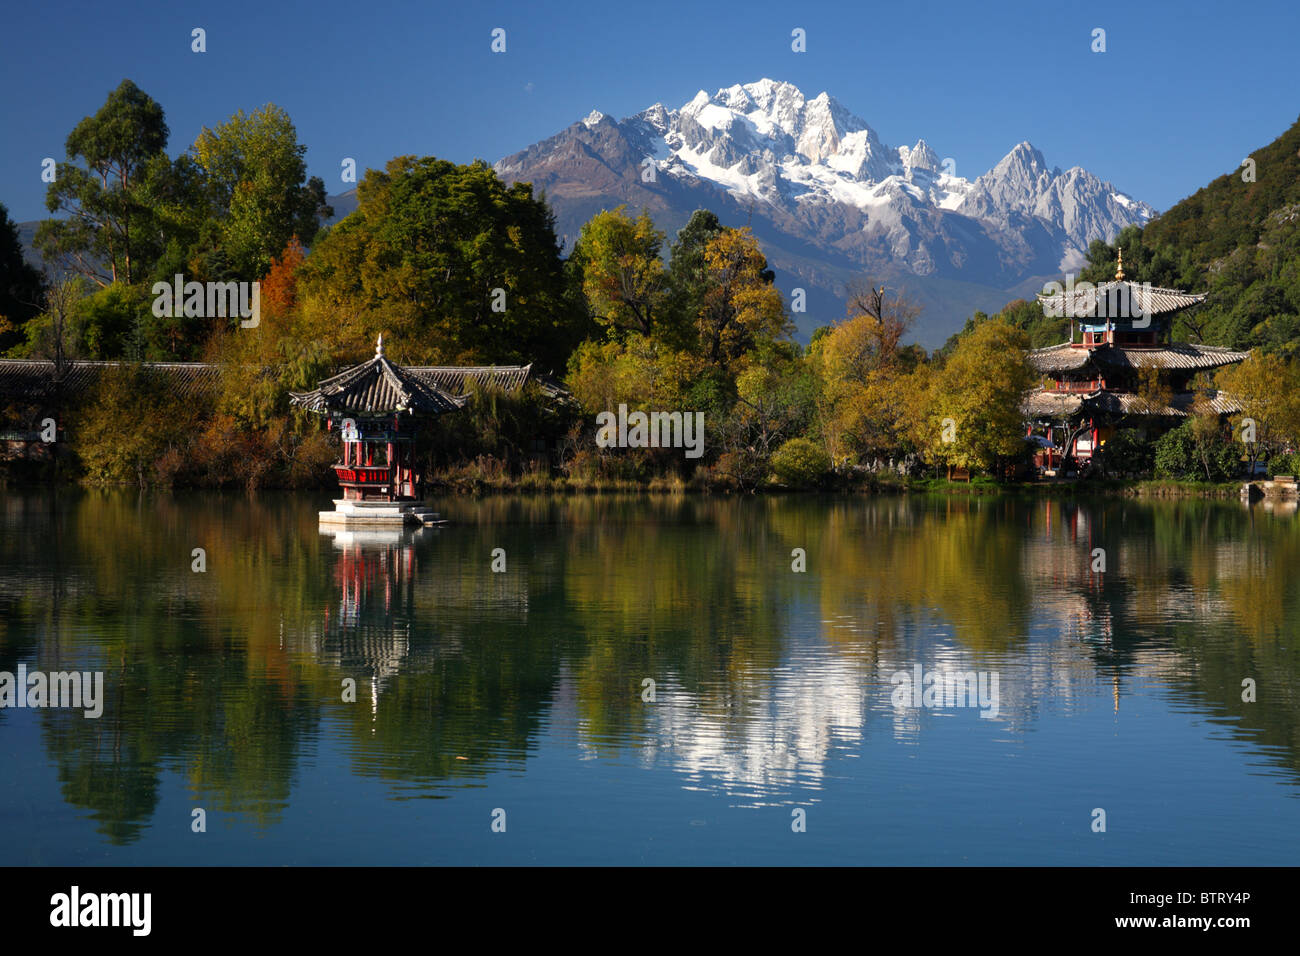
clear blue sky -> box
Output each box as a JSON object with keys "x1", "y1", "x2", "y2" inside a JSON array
[{"x1": 2, "y1": 0, "x2": 1298, "y2": 223}]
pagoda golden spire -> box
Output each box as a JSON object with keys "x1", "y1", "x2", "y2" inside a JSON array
[{"x1": 1115, "y1": 248, "x2": 1125, "y2": 281}]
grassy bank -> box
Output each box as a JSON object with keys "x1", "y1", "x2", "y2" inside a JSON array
[
  {"x1": 3, "y1": 455, "x2": 1250, "y2": 499},
  {"x1": 421, "y1": 468, "x2": 1247, "y2": 498}
]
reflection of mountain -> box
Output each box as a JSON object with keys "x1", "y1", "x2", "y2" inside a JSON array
[
  {"x1": 630, "y1": 653, "x2": 868, "y2": 805},
  {"x1": 3, "y1": 491, "x2": 1300, "y2": 848}
]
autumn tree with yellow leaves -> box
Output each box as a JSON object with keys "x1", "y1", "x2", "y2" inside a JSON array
[{"x1": 908, "y1": 319, "x2": 1035, "y2": 477}]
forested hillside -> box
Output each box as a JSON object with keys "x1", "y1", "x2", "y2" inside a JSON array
[{"x1": 1067, "y1": 115, "x2": 1300, "y2": 356}]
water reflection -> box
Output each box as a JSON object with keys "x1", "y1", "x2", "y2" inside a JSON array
[
  {"x1": 319, "y1": 527, "x2": 422, "y2": 702},
  {"x1": 1, "y1": 490, "x2": 1298, "y2": 853}
]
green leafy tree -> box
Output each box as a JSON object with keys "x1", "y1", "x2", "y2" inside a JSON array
[
  {"x1": 663, "y1": 209, "x2": 724, "y2": 347},
  {"x1": 1154, "y1": 416, "x2": 1239, "y2": 481},
  {"x1": 1097, "y1": 429, "x2": 1154, "y2": 478},
  {"x1": 572, "y1": 206, "x2": 668, "y2": 338},
  {"x1": 299, "y1": 156, "x2": 580, "y2": 369},
  {"x1": 0, "y1": 202, "x2": 45, "y2": 352},
  {"x1": 726, "y1": 346, "x2": 816, "y2": 463},
  {"x1": 1153, "y1": 420, "x2": 1197, "y2": 479},
  {"x1": 922, "y1": 320, "x2": 1034, "y2": 476},
  {"x1": 190, "y1": 105, "x2": 331, "y2": 279},
  {"x1": 35, "y1": 80, "x2": 169, "y2": 286}
]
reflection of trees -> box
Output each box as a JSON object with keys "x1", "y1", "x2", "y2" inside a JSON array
[
  {"x1": 806, "y1": 496, "x2": 1035, "y2": 655},
  {"x1": 1018, "y1": 499, "x2": 1300, "y2": 779},
  {"x1": 560, "y1": 497, "x2": 791, "y2": 753},
  {"x1": 3, "y1": 490, "x2": 328, "y2": 842},
  {"x1": 5, "y1": 490, "x2": 1300, "y2": 843},
  {"x1": 319, "y1": 497, "x2": 795, "y2": 783},
  {"x1": 309, "y1": 521, "x2": 568, "y2": 789}
]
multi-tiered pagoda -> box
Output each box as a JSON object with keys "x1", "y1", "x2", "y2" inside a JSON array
[{"x1": 1023, "y1": 254, "x2": 1249, "y2": 473}]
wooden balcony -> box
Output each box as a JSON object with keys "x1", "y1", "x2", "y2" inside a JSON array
[
  {"x1": 1051, "y1": 380, "x2": 1103, "y2": 393},
  {"x1": 332, "y1": 464, "x2": 391, "y2": 486}
]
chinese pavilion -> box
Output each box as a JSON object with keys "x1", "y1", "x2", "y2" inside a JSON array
[
  {"x1": 1022, "y1": 253, "x2": 1249, "y2": 473},
  {"x1": 290, "y1": 336, "x2": 466, "y2": 526}
]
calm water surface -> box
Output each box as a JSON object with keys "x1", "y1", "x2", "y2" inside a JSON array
[{"x1": 1, "y1": 490, "x2": 1297, "y2": 865}]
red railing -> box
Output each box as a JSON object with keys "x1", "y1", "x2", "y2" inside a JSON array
[{"x1": 333, "y1": 464, "x2": 390, "y2": 485}]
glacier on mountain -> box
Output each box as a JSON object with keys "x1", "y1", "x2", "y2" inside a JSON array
[{"x1": 607, "y1": 79, "x2": 1153, "y2": 267}]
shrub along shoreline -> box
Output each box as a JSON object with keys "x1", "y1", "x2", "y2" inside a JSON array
[
  {"x1": 0, "y1": 452, "x2": 1251, "y2": 499},
  {"x1": 408, "y1": 472, "x2": 1249, "y2": 498}
]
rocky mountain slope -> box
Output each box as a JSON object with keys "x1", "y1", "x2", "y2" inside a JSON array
[{"x1": 493, "y1": 78, "x2": 1155, "y2": 346}]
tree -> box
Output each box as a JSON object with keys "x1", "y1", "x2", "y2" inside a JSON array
[
  {"x1": 18, "y1": 276, "x2": 87, "y2": 370},
  {"x1": 1097, "y1": 428, "x2": 1154, "y2": 478},
  {"x1": 770, "y1": 437, "x2": 830, "y2": 488},
  {"x1": 1154, "y1": 415, "x2": 1239, "y2": 481},
  {"x1": 920, "y1": 320, "x2": 1034, "y2": 476},
  {"x1": 728, "y1": 350, "x2": 815, "y2": 462},
  {"x1": 74, "y1": 364, "x2": 202, "y2": 486},
  {"x1": 816, "y1": 283, "x2": 925, "y2": 455},
  {"x1": 809, "y1": 284, "x2": 925, "y2": 465},
  {"x1": 1189, "y1": 405, "x2": 1235, "y2": 480},
  {"x1": 1153, "y1": 420, "x2": 1198, "y2": 480},
  {"x1": 260, "y1": 237, "x2": 307, "y2": 324},
  {"x1": 696, "y1": 227, "x2": 790, "y2": 369},
  {"x1": 299, "y1": 156, "x2": 580, "y2": 368},
  {"x1": 573, "y1": 207, "x2": 667, "y2": 337},
  {"x1": 35, "y1": 80, "x2": 169, "y2": 286},
  {"x1": 664, "y1": 209, "x2": 724, "y2": 347},
  {"x1": 1216, "y1": 352, "x2": 1300, "y2": 474},
  {"x1": 843, "y1": 281, "x2": 919, "y2": 370},
  {"x1": 191, "y1": 105, "x2": 331, "y2": 279},
  {"x1": 0, "y1": 202, "x2": 45, "y2": 352}
]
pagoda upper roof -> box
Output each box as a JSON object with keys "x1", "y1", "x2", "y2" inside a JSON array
[
  {"x1": 1037, "y1": 280, "x2": 1207, "y2": 320},
  {"x1": 289, "y1": 337, "x2": 468, "y2": 417},
  {"x1": 1029, "y1": 342, "x2": 1250, "y2": 374}
]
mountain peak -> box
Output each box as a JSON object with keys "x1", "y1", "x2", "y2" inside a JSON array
[
  {"x1": 900, "y1": 139, "x2": 941, "y2": 174},
  {"x1": 493, "y1": 79, "x2": 1157, "y2": 344},
  {"x1": 1003, "y1": 141, "x2": 1047, "y2": 168},
  {"x1": 734, "y1": 77, "x2": 801, "y2": 101}
]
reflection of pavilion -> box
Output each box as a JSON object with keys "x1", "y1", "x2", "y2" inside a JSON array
[
  {"x1": 1064, "y1": 599, "x2": 1115, "y2": 645},
  {"x1": 318, "y1": 526, "x2": 426, "y2": 703},
  {"x1": 1027, "y1": 503, "x2": 1115, "y2": 644}
]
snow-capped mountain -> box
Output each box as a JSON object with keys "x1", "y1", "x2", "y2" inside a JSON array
[{"x1": 494, "y1": 78, "x2": 1156, "y2": 346}]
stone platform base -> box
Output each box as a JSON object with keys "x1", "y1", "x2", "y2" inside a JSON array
[
  {"x1": 1242, "y1": 477, "x2": 1298, "y2": 501},
  {"x1": 319, "y1": 499, "x2": 447, "y2": 527}
]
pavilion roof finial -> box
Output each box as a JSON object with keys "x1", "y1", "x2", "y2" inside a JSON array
[
  {"x1": 1115, "y1": 249, "x2": 1125, "y2": 282},
  {"x1": 376, "y1": 333, "x2": 384, "y2": 358}
]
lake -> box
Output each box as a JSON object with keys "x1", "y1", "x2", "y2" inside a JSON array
[{"x1": 1, "y1": 489, "x2": 1297, "y2": 865}]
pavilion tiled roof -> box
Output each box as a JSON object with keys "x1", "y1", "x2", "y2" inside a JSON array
[
  {"x1": 405, "y1": 364, "x2": 570, "y2": 401},
  {"x1": 1022, "y1": 389, "x2": 1084, "y2": 418},
  {"x1": 1029, "y1": 343, "x2": 1250, "y2": 374},
  {"x1": 289, "y1": 340, "x2": 468, "y2": 416}
]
